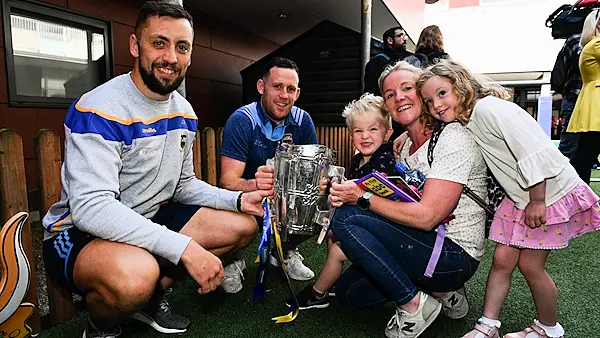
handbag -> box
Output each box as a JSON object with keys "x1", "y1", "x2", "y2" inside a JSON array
[
  {"x1": 427, "y1": 122, "x2": 505, "y2": 231},
  {"x1": 546, "y1": 0, "x2": 600, "y2": 39}
]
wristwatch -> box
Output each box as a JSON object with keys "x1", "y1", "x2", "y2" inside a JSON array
[{"x1": 357, "y1": 191, "x2": 373, "y2": 211}]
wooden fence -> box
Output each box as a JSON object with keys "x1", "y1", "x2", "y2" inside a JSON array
[{"x1": 0, "y1": 125, "x2": 354, "y2": 334}]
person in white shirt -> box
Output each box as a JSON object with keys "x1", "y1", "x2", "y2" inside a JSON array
[{"x1": 418, "y1": 59, "x2": 600, "y2": 338}]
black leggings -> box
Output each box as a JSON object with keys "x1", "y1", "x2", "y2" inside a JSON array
[{"x1": 572, "y1": 131, "x2": 600, "y2": 184}]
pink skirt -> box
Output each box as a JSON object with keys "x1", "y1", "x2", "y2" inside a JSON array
[{"x1": 489, "y1": 182, "x2": 600, "y2": 250}]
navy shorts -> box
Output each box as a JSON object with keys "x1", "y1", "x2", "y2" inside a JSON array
[{"x1": 43, "y1": 203, "x2": 201, "y2": 294}]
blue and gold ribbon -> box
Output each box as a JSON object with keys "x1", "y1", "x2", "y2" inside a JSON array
[
  {"x1": 251, "y1": 199, "x2": 299, "y2": 323},
  {"x1": 270, "y1": 214, "x2": 299, "y2": 323},
  {"x1": 252, "y1": 200, "x2": 272, "y2": 304}
]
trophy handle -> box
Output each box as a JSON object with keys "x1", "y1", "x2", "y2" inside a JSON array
[{"x1": 314, "y1": 165, "x2": 346, "y2": 244}]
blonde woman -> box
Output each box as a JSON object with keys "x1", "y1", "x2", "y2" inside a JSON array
[
  {"x1": 329, "y1": 61, "x2": 487, "y2": 338},
  {"x1": 293, "y1": 93, "x2": 398, "y2": 310},
  {"x1": 567, "y1": 9, "x2": 600, "y2": 184}
]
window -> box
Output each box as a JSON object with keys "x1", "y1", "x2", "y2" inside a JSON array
[{"x1": 2, "y1": 0, "x2": 113, "y2": 107}]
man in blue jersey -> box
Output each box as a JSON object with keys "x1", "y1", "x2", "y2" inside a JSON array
[
  {"x1": 42, "y1": 2, "x2": 270, "y2": 337},
  {"x1": 220, "y1": 57, "x2": 318, "y2": 285}
]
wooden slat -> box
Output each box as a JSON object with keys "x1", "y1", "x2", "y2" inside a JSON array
[
  {"x1": 201, "y1": 127, "x2": 217, "y2": 186},
  {"x1": 193, "y1": 130, "x2": 202, "y2": 180},
  {"x1": 216, "y1": 127, "x2": 224, "y2": 183},
  {"x1": 337, "y1": 127, "x2": 343, "y2": 166},
  {"x1": 0, "y1": 129, "x2": 41, "y2": 335},
  {"x1": 35, "y1": 129, "x2": 75, "y2": 325}
]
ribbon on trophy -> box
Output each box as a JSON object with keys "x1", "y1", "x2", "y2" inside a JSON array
[
  {"x1": 252, "y1": 200, "x2": 272, "y2": 304},
  {"x1": 252, "y1": 200, "x2": 299, "y2": 323}
]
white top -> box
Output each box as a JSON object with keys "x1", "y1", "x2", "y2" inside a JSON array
[
  {"x1": 400, "y1": 123, "x2": 487, "y2": 260},
  {"x1": 467, "y1": 96, "x2": 580, "y2": 209}
]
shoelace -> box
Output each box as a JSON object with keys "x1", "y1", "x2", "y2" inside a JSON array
[
  {"x1": 286, "y1": 250, "x2": 304, "y2": 263},
  {"x1": 158, "y1": 288, "x2": 173, "y2": 313},
  {"x1": 235, "y1": 261, "x2": 245, "y2": 280},
  {"x1": 386, "y1": 311, "x2": 403, "y2": 330}
]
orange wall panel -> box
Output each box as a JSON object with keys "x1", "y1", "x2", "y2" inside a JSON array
[
  {"x1": 68, "y1": 0, "x2": 144, "y2": 27},
  {"x1": 112, "y1": 23, "x2": 135, "y2": 68},
  {"x1": 211, "y1": 21, "x2": 279, "y2": 62},
  {"x1": 189, "y1": 45, "x2": 252, "y2": 85}
]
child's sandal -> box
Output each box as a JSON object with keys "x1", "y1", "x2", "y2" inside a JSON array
[
  {"x1": 461, "y1": 323, "x2": 500, "y2": 338},
  {"x1": 503, "y1": 323, "x2": 562, "y2": 338}
]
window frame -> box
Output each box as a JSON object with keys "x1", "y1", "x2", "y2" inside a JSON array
[{"x1": 2, "y1": 0, "x2": 114, "y2": 108}]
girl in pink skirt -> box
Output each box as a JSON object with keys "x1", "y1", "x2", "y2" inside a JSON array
[{"x1": 417, "y1": 59, "x2": 600, "y2": 338}]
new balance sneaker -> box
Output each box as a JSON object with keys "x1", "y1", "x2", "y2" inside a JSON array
[
  {"x1": 269, "y1": 249, "x2": 315, "y2": 281},
  {"x1": 82, "y1": 321, "x2": 121, "y2": 338},
  {"x1": 436, "y1": 287, "x2": 469, "y2": 319},
  {"x1": 220, "y1": 259, "x2": 246, "y2": 294},
  {"x1": 129, "y1": 288, "x2": 190, "y2": 333},
  {"x1": 294, "y1": 285, "x2": 330, "y2": 310},
  {"x1": 384, "y1": 292, "x2": 442, "y2": 338}
]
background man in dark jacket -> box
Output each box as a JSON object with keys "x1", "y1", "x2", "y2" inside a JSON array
[
  {"x1": 363, "y1": 26, "x2": 415, "y2": 96},
  {"x1": 364, "y1": 26, "x2": 418, "y2": 140},
  {"x1": 551, "y1": 33, "x2": 582, "y2": 161}
]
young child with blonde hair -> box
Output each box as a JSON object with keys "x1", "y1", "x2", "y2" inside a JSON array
[
  {"x1": 417, "y1": 59, "x2": 600, "y2": 338},
  {"x1": 293, "y1": 92, "x2": 398, "y2": 309}
]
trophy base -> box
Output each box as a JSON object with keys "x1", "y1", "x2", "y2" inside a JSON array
[{"x1": 276, "y1": 225, "x2": 320, "y2": 241}]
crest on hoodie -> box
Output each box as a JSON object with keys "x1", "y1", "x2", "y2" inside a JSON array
[{"x1": 180, "y1": 134, "x2": 187, "y2": 152}]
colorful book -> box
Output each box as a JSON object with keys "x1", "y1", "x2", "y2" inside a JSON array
[{"x1": 355, "y1": 171, "x2": 421, "y2": 203}]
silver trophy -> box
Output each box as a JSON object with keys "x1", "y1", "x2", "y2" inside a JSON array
[{"x1": 269, "y1": 134, "x2": 345, "y2": 243}]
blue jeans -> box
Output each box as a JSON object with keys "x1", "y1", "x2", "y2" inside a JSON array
[
  {"x1": 330, "y1": 205, "x2": 479, "y2": 307},
  {"x1": 558, "y1": 98, "x2": 579, "y2": 162}
]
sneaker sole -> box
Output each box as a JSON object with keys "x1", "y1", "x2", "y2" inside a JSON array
[
  {"x1": 288, "y1": 273, "x2": 315, "y2": 281},
  {"x1": 299, "y1": 303, "x2": 330, "y2": 310},
  {"x1": 285, "y1": 301, "x2": 330, "y2": 310},
  {"x1": 129, "y1": 312, "x2": 188, "y2": 334}
]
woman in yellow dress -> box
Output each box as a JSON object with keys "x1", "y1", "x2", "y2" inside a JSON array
[{"x1": 568, "y1": 9, "x2": 600, "y2": 184}]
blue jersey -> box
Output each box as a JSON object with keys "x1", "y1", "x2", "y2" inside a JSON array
[{"x1": 221, "y1": 102, "x2": 318, "y2": 179}]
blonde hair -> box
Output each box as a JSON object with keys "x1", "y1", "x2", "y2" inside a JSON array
[
  {"x1": 378, "y1": 61, "x2": 437, "y2": 130},
  {"x1": 417, "y1": 59, "x2": 510, "y2": 124},
  {"x1": 416, "y1": 25, "x2": 444, "y2": 53},
  {"x1": 580, "y1": 9, "x2": 600, "y2": 47},
  {"x1": 342, "y1": 93, "x2": 391, "y2": 131}
]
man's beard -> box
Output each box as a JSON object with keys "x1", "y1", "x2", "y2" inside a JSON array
[
  {"x1": 138, "y1": 57, "x2": 185, "y2": 96},
  {"x1": 392, "y1": 43, "x2": 407, "y2": 53}
]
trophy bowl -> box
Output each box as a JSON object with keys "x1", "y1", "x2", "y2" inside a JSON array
[{"x1": 271, "y1": 137, "x2": 344, "y2": 242}]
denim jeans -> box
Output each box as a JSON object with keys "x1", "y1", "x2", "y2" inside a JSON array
[
  {"x1": 558, "y1": 98, "x2": 579, "y2": 162},
  {"x1": 330, "y1": 204, "x2": 479, "y2": 307}
]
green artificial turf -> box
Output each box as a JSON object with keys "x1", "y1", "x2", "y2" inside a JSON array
[{"x1": 41, "y1": 172, "x2": 600, "y2": 338}]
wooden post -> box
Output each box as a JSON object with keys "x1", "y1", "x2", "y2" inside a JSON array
[
  {"x1": 0, "y1": 129, "x2": 41, "y2": 334},
  {"x1": 34, "y1": 129, "x2": 75, "y2": 325},
  {"x1": 201, "y1": 127, "x2": 217, "y2": 186},
  {"x1": 193, "y1": 130, "x2": 202, "y2": 180}
]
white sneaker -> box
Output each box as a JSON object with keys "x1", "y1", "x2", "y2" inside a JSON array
[
  {"x1": 436, "y1": 287, "x2": 469, "y2": 319},
  {"x1": 269, "y1": 249, "x2": 315, "y2": 281},
  {"x1": 384, "y1": 292, "x2": 442, "y2": 338},
  {"x1": 219, "y1": 259, "x2": 246, "y2": 293}
]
